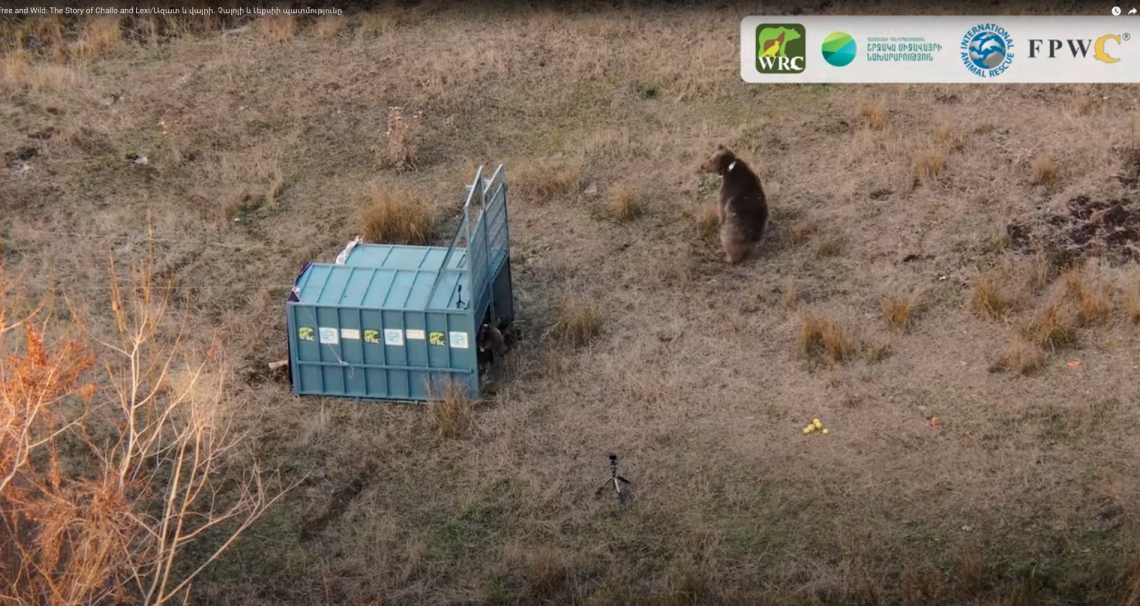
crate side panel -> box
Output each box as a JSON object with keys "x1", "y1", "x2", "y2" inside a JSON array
[
  {"x1": 363, "y1": 270, "x2": 397, "y2": 309},
  {"x1": 403, "y1": 312, "x2": 429, "y2": 367},
  {"x1": 285, "y1": 305, "x2": 302, "y2": 393},
  {"x1": 315, "y1": 307, "x2": 345, "y2": 364},
  {"x1": 345, "y1": 363, "x2": 368, "y2": 396},
  {"x1": 360, "y1": 309, "x2": 387, "y2": 366},
  {"x1": 423, "y1": 248, "x2": 449, "y2": 271},
  {"x1": 407, "y1": 370, "x2": 430, "y2": 400},
  {"x1": 321, "y1": 365, "x2": 347, "y2": 396},
  {"x1": 383, "y1": 270, "x2": 418, "y2": 309},
  {"x1": 338, "y1": 306, "x2": 365, "y2": 365},
  {"x1": 338, "y1": 267, "x2": 371, "y2": 308},
  {"x1": 404, "y1": 270, "x2": 439, "y2": 312},
  {"x1": 425, "y1": 312, "x2": 454, "y2": 368},
  {"x1": 380, "y1": 310, "x2": 408, "y2": 366},
  {"x1": 381, "y1": 309, "x2": 410, "y2": 398},
  {"x1": 366, "y1": 368, "x2": 389, "y2": 399},
  {"x1": 344, "y1": 243, "x2": 394, "y2": 268},
  {"x1": 447, "y1": 312, "x2": 478, "y2": 376},
  {"x1": 428, "y1": 272, "x2": 465, "y2": 310},
  {"x1": 388, "y1": 368, "x2": 412, "y2": 400},
  {"x1": 296, "y1": 364, "x2": 326, "y2": 394},
  {"x1": 316, "y1": 267, "x2": 352, "y2": 307},
  {"x1": 386, "y1": 246, "x2": 430, "y2": 270},
  {"x1": 296, "y1": 264, "x2": 331, "y2": 303},
  {"x1": 290, "y1": 305, "x2": 323, "y2": 362}
]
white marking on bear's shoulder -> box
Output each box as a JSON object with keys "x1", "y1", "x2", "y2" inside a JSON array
[{"x1": 727, "y1": 160, "x2": 737, "y2": 172}]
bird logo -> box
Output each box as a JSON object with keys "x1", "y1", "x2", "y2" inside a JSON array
[{"x1": 760, "y1": 31, "x2": 785, "y2": 58}]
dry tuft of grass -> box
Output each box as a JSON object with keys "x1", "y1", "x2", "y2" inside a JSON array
[
  {"x1": 0, "y1": 53, "x2": 81, "y2": 92},
  {"x1": 955, "y1": 545, "x2": 987, "y2": 594},
  {"x1": 513, "y1": 161, "x2": 580, "y2": 204},
  {"x1": 801, "y1": 313, "x2": 859, "y2": 364},
  {"x1": 256, "y1": 15, "x2": 296, "y2": 43},
  {"x1": 312, "y1": 15, "x2": 346, "y2": 39},
  {"x1": 361, "y1": 190, "x2": 436, "y2": 245},
  {"x1": 934, "y1": 124, "x2": 966, "y2": 153},
  {"x1": 526, "y1": 547, "x2": 571, "y2": 598},
  {"x1": 1066, "y1": 88, "x2": 1100, "y2": 117},
  {"x1": 913, "y1": 153, "x2": 946, "y2": 182},
  {"x1": 970, "y1": 275, "x2": 1018, "y2": 321},
  {"x1": 858, "y1": 102, "x2": 889, "y2": 130},
  {"x1": 1031, "y1": 153, "x2": 1057, "y2": 187},
  {"x1": 541, "y1": 351, "x2": 568, "y2": 379},
  {"x1": 428, "y1": 382, "x2": 473, "y2": 440},
  {"x1": 814, "y1": 232, "x2": 844, "y2": 258},
  {"x1": 1022, "y1": 254, "x2": 1055, "y2": 295},
  {"x1": 1061, "y1": 265, "x2": 1112, "y2": 327},
  {"x1": 696, "y1": 206, "x2": 719, "y2": 239},
  {"x1": 866, "y1": 340, "x2": 892, "y2": 364},
  {"x1": 73, "y1": 16, "x2": 122, "y2": 57},
  {"x1": 0, "y1": 52, "x2": 29, "y2": 88},
  {"x1": 605, "y1": 187, "x2": 645, "y2": 223},
  {"x1": 780, "y1": 282, "x2": 802, "y2": 311},
  {"x1": 376, "y1": 106, "x2": 419, "y2": 172},
  {"x1": 356, "y1": 12, "x2": 402, "y2": 38},
  {"x1": 882, "y1": 295, "x2": 920, "y2": 330},
  {"x1": 1127, "y1": 281, "x2": 1140, "y2": 324},
  {"x1": 223, "y1": 190, "x2": 265, "y2": 223},
  {"x1": 1024, "y1": 303, "x2": 1078, "y2": 351},
  {"x1": 989, "y1": 338, "x2": 1046, "y2": 376},
  {"x1": 552, "y1": 298, "x2": 606, "y2": 346},
  {"x1": 666, "y1": 556, "x2": 711, "y2": 605}
]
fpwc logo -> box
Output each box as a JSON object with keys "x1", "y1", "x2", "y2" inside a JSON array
[
  {"x1": 960, "y1": 23, "x2": 1015, "y2": 78},
  {"x1": 1027, "y1": 33, "x2": 1131, "y2": 63},
  {"x1": 756, "y1": 24, "x2": 807, "y2": 74}
]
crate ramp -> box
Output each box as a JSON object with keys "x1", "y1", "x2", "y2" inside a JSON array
[{"x1": 285, "y1": 164, "x2": 514, "y2": 402}]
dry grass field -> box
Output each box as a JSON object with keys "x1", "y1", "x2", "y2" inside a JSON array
[{"x1": 4, "y1": 2, "x2": 1140, "y2": 604}]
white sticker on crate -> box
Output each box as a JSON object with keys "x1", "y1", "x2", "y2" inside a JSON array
[
  {"x1": 406, "y1": 329, "x2": 425, "y2": 340},
  {"x1": 341, "y1": 328, "x2": 360, "y2": 340},
  {"x1": 318, "y1": 327, "x2": 338, "y2": 345},
  {"x1": 383, "y1": 329, "x2": 404, "y2": 346},
  {"x1": 449, "y1": 331, "x2": 469, "y2": 349}
]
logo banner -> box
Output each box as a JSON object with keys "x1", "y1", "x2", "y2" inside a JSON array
[{"x1": 741, "y1": 16, "x2": 1136, "y2": 83}]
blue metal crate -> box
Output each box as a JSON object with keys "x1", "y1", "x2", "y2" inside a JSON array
[{"x1": 285, "y1": 165, "x2": 515, "y2": 402}]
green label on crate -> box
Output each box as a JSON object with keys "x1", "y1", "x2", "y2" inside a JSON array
[
  {"x1": 429, "y1": 331, "x2": 446, "y2": 346},
  {"x1": 298, "y1": 327, "x2": 315, "y2": 342},
  {"x1": 363, "y1": 329, "x2": 381, "y2": 344}
]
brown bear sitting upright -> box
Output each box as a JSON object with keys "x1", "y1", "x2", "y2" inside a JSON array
[{"x1": 699, "y1": 145, "x2": 769, "y2": 264}]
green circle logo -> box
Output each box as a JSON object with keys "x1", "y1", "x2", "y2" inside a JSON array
[{"x1": 822, "y1": 31, "x2": 857, "y2": 67}]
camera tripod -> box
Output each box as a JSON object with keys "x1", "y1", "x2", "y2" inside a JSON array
[{"x1": 595, "y1": 454, "x2": 632, "y2": 505}]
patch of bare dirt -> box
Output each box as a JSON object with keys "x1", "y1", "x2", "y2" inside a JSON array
[
  {"x1": 1007, "y1": 196, "x2": 1140, "y2": 266},
  {"x1": 299, "y1": 465, "x2": 373, "y2": 542}
]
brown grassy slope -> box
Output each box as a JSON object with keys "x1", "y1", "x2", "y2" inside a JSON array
[{"x1": 4, "y1": 5, "x2": 1140, "y2": 605}]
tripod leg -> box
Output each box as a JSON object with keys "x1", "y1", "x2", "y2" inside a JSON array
[{"x1": 596, "y1": 480, "x2": 613, "y2": 497}]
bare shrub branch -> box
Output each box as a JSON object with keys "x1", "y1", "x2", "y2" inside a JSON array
[{"x1": 0, "y1": 246, "x2": 299, "y2": 605}]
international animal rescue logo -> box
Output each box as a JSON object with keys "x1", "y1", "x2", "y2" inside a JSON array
[{"x1": 961, "y1": 23, "x2": 1015, "y2": 78}]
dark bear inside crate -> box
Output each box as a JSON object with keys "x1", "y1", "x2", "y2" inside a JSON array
[{"x1": 476, "y1": 315, "x2": 516, "y2": 373}]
